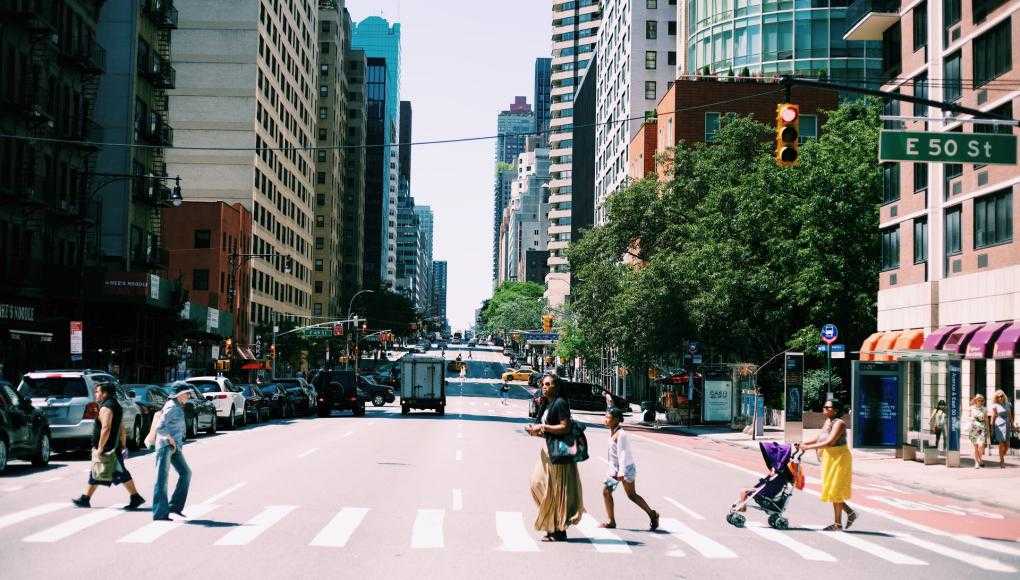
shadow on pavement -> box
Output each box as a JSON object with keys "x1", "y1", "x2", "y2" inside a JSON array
[
  {"x1": 186, "y1": 519, "x2": 240, "y2": 528},
  {"x1": 368, "y1": 411, "x2": 535, "y2": 426},
  {"x1": 0, "y1": 462, "x2": 71, "y2": 477}
]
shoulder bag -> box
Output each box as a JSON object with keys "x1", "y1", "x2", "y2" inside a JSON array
[{"x1": 546, "y1": 419, "x2": 589, "y2": 465}]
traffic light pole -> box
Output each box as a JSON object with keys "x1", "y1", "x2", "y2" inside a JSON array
[{"x1": 271, "y1": 317, "x2": 358, "y2": 380}]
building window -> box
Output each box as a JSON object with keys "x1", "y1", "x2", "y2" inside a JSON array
[
  {"x1": 799, "y1": 115, "x2": 817, "y2": 142},
  {"x1": 321, "y1": 21, "x2": 331, "y2": 32},
  {"x1": 644, "y1": 81, "x2": 656, "y2": 100},
  {"x1": 317, "y1": 150, "x2": 327, "y2": 162},
  {"x1": 882, "y1": 22, "x2": 902, "y2": 76},
  {"x1": 880, "y1": 227, "x2": 900, "y2": 271},
  {"x1": 944, "y1": 51, "x2": 962, "y2": 102},
  {"x1": 317, "y1": 172, "x2": 326, "y2": 184},
  {"x1": 914, "y1": 162, "x2": 928, "y2": 192},
  {"x1": 945, "y1": 205, "x2": 962, "y2": 256},
  {"x1": 318, "y1": 128, "x2": 328, "y2": 141},
  {"x1": 882, "y1": 163, "x2": 900, "y2": 204},
  {"x1": 314, "y1": 259, "x2": 324, "y2": 272},
  {"x1": 320, "y1": 43, "x2": 330, "y2": 54},
  {"x1": 704, "y1": 112, "x2": 720, "y2": 141},
  {"x1": 316, "y1": 193, "x2": 326, "y2": 206},
  {"x1": 974, "y1": 0, "x2": 1007, "y2": 23},
  {"x1": 320, "y1": 85, "x2": 328, "y2": 97},
  {"x1": 313, "y1": 303, "x2": 323, "y2": 316},
  {"x1": 973, "y1": 18, "x2": 1012, "y2": 87},
  {"x1": 914, "y1": 218, "x2": 928, "y2": 263},
  {"x1": 668, "y1": 20, "x2": 676, "y2": 36},
  {"x1": 913, "y1": 73, "x2": 928, "y2": 117},
  {"x1": 314, "y1": 281, "x2": 323, "y2": 294},
  {"x1": 193, "y1": 269, "x2": 210, "y2": 291},
  {"x1": 667, "y1": 51, "x2": 677, "y2": 66},
  {"x1": 913, "y1": 1, "x2": 928, "y2": 51},
  {"x1": 319, "y1": 107, "x2": 327, "y2": 119},
  {"x1": 646, "y1": 21, "x2": 657, "y2": 39},
  {"x1": 974, "y1": 188, "x2": 1012, "y2": 248},
  {"x1": 645, "y1": 51, "x2": 657, "y2": 69},
  {"x1": 646, "y1": 0, "x2": 657, "y2": 7},
  {"x1": 320, "y1": 64, "x2": 329, "y2": 76},
  {"x1": 315, "y1": 237, "x2": 324, "y2": 250},
  {"x1": 194, "y1": 229, "x2": 211, "y2": 249},
  {"x1": 316, "y1": 215, "x2": 325, "y2": 227}
]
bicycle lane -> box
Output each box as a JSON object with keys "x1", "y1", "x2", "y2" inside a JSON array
[{"x1": 627, "y1": 428, "x2": 1020, "y2": 543}]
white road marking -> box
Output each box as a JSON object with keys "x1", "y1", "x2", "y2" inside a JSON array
[
  {"x1": 364, "y1": 421, "x2": 376, "y2": 427},
  {"x1": 309, "y1": 507, "x2": 369, "y2": 548},
  {"x1": 343, "y1": 431, "x2": 354, "y2": 438},
  {"x1": 663, "y1": 497, "x2": 706, "y2": 520},
  {"x1": 456, "y1": 432, "x2": 463, "y2": 439},
  {"x1": 806, "y1": 525, "x2": 927, "y2": 565},
  {"x1": 495, "y1": 511, "x2": 540, "y2": 552},
  {"x1": 452, "y1": 489, "x2": 463, "y2": 511},
  {"x1": 202, "y1": 482, "x2": 247, "y2": 504},
  {"x1": 954, "y1": 535, "x2": 1020, "y2": 558},
  {"x1": 747, "y1": 522, "x2": 836, "y2": 561},
  {"x1": 411, "y1": 509, "x2": 445, "y2": 549},
  {"x1": 215, "y1": 505, "x2": 297, "y2": 546},
  {"x1": 889, "y1": 531, "x2": 1016, "y2": 573},
  {"x1": 24, "y1": 508, "x2": 123, "y2": 543},
  {"x1": 0, "y1": 503, "x2": 66, "y2": 532},
  {"x1": 117, "y1": 503, "x2": 220, "y2": 544},
  {"x1": 1, "y1": 485, "x2": 24, "y2": 492},
  {"x1": 598, "y1": 457, "x2": 611, "y2": 466},
  {"x1": 41, "y1": 477, "x2": 64, "y2": 484},
  {"x1": 297, "y1": 448, "x2": 319, "y2": 458},
  {"x1": 455, "y1": 450, "x2": 463, "y2": 461},
  {"x1": 576, "y1": 513, "x2": 632, "y2": 553},
  {"x1": 659, "y1": 518, "x2": 736, "y2": 559}
]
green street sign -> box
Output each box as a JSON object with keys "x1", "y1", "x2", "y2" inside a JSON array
[
  {"x1": 880, "y1": 131, "x2": 1017, "y2": 165},
  {"x1": 302, "y1": 328, "x2": 332, "y2": 338}
]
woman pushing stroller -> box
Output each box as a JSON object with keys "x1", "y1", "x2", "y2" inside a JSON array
[{"x1": 798, "y1": 399, "x2": 858, "y2": 531}]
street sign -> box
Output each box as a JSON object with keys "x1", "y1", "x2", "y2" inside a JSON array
[
  {"x1": 880, "y1": 130, "x2": 1017, "y2": 165},
  {"x1": 820, "y1": 323, "x2": 838, "y2": 344},
  {"x1": 818, "y1": 343, "x2": 847, "y2": 358},
  {"x1": 70, "y1": 321, "x2": 83, "y2": 362},
  {"x1": 302, "y1": 327, "x2": 332, "y2": 338}
]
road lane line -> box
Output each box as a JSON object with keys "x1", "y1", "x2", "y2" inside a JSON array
[
  {"x1": 747, "y1": 522, "x2": 836, "y2": 561},
  {"x1": 495, "y1": 511, "x2": 539, "y2": 552},
  {"x1": 41, "y1": 477, "x2": 63, "y2": 484},
  {"x1": 659, "y1": 518, "x2": 736, "y2": 558},
  {"x1": 576, "y1": 513, "x2": 632, "y2": 554},
  {"x1": 117, "y1": 503, "x2": 220, "y2": 544},
  {"x1": 309, "y1": 507, "x2": 369, "y2": 548},
  {"x1": 455, "y1": 450, "x2": 463, "y2": 461},
  {"x1": 215, "y1": 505, "x2": 297, "y2": 546},
  {"x1": 452, "y1": 489, "x2": 463, "y2": 511},
  {"x1": 365, "y1": 421, "x2": 376, "y2": 427},
  {"x1": 805, "y1": 525, "x2": 927, "y2": 565},
  {"x1": 0, "y1": 503, "x2": 67, "y2": 532},
  {"x1": 202, "y1": 482, "x2": 247, "y2": 504},
  {"x1": 888, "y1": 531, "x2": 1016, "y2": 573},
  {"x1": 298, "y1": 448, "x2": 319, "y2": 458},
  {"x1": 411, "y1": 509, "x2": 445, "y2": 549},
  {"x1": 23, "y1": 508, "x2": 123, "y2": 543},
  {"x1": 663, "y1": 497, "x2": 705, "y2": 520}
]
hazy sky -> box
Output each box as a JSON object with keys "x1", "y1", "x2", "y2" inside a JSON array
[{"x1": 348, "y1": 0, "x2": 552, "y2": 331}]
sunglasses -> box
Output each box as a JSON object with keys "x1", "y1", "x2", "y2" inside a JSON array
[{"x1": 823, "y1": 405, "x2": 834, "y2": 409}]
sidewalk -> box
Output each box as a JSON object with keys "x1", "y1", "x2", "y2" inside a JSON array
[{"x1": 654, "y1": 423, "x2": 1020, "y2": 513}]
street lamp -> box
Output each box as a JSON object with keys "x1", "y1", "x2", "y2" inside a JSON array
[{"x1": 346, "y1": 289, "x2": 374, "y2": 373}]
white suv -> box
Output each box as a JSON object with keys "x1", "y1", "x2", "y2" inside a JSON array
[{"x1": 185, "y1": 376, "x2": 246, "y2": 429}]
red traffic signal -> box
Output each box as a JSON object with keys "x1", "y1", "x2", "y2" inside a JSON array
[
  {"x1": 332, "y1": 324, "x2": 343, "y2": 336},
  {"x1": 775, "y1": 103, "x2": 800, "y2": 167}
]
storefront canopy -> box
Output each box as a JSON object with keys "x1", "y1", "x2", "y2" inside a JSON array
[
  {"x1": 993, "y1": 322, "x2": 1020, "y2": 359},
  {"x1": 859, "y1": 332, "x2": 883, "y2": 362},
  {"x1": 941, "y1": 324, "x2": 983, "y2": 354},
  {"x1": 922, "y1": 325, "x2": 960, "y2": 351},
  {"x1": 965, "y1": 321, "x2": 1013, "y2": 359},
  {"x1": 874, "y1": 332, "x2": 901, "y2": 361}
]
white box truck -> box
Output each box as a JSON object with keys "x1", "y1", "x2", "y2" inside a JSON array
[{"x1": 400, "y1": 356, "x2": 446, "y2": 415}]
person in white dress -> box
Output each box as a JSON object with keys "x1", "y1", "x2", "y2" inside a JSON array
[{"x1": 600, "y1": 407, "x2": 659, "y2": 530}]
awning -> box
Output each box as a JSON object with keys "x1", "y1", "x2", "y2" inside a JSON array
[
  {"x1": 892, "y1": 329, "x2": 925, "y2": 351},
  {"x1": 859, "y1": 332, "x2": 883, "y2": 361},
  {"x1": 873, "y1": 331, "x2": 901, "y2": 361},
  {"x1": 922, "y1": 325, "x2": 960, "y2": 351},
  {"x1": 239, "y1": 361, "x2": 269, "y2": 370},
  {"x1": 965, "y1": 321, "x2": 1013, "y2": 359},
  {"x1": 941, "y1": 324, "x2": 983, "y2": 354},
  {"x1": 993, "y1": 322, "x2": 1020, "y2": 359}
]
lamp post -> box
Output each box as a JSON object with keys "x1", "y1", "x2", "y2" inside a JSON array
[{"x1": 346, "y1": 289, "x2": 374, "y2": 374}]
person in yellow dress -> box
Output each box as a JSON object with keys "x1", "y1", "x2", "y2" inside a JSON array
[{"x1": 799, "y1": 399, "x2": 857, "y2": 531}]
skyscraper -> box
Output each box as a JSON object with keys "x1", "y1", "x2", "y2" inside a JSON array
[
  {"x1": 342, "y1": 47, "x2": 368, "y2": 303},
  {"x1": 414, "y1": 205, "x2": 434, "y2": 315},
  {"x1": 495, "y1": 97, "x2": 535, "y2": 165},
  {"x1": 534, "y1": 57, "x2": 552, "y2": 142},
  {"x1": 545, "y1": 0, "x2": 602, "y2": 308},
  {"x1": 492, "y1": 163, "x2": 515, "y2": 281},
  {"x1": 432, "y1": 261, "x2": 449, "y2": 332}
]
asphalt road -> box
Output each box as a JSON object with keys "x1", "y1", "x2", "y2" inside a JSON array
[{"x1": 1, "y1": 349, "x2": 1018, "y2": 579}]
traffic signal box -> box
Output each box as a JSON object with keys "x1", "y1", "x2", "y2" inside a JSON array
[
  {"x1": 542, "y1": 314, "x2": 554, "y2": 333},
  {"x1": 775, "y1": 103, "x2": 800, "y2": 167}
]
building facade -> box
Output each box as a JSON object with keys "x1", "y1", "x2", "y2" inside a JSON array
[
  {"x1": 570, "y1": 55, "x2": 598, "y2": 269},
  {"x1": 534, "y1": 57, "x2": 552, "y2": 142},
  {"x1": 432, "y1": 260, "x2": 448, "y2": 331},
  {"x1": 492, "y1": 163, "x2": 516, "y2": 281},
  {"x1": 341, "y1": 47, "x2": 367, "y2": 305},
  {"x1": 415, "y1": 205, "x2": 434, "y2": 315},
  {"x1": 506, "y1": 138, "x2": 551, "y2": 283},
  {"x1": 545, "y1": 0, "x2": 602, "y2": 307},
  {"x1": 496, "y1": 96, "x2": 535, "y2": 164}
]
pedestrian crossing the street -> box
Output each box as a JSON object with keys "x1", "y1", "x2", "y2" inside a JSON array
[{"x1": 1, "y1": 499, "x2": 1018, "y2": 572}]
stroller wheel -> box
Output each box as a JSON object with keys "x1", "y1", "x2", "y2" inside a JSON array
[
  {"x1": 767, "y1": 514, "x2": 789, "y2": 530},
  {"x1": 726, "y1": 513, "x2": 746, "y2": 528}
]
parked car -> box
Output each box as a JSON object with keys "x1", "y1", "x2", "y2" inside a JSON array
[
  {"x1": 0, "y1": 380, "x2": 51, "y2": 471},
  {"x1": 124, "y1": 384, "x2": 170, "y2": 439},
  {"x1": 358, "y1": 375, "x2": 395, "y2": 407},
  {"x1": 19, "y1": 370, "x2": 144, "y2": 451},
  {"x1": 501, "y1": 368, "x2": 537, "y2": 383},
  {"x1": 310, "y1": 369, "x2": 365, "y2": 417},
  {"x1": 185, "y1": 376, "x2": 246, "y2": 429},
  {"x1": 527, "y1": 380, "x2": 629, "y2": 418},
  {"x1": 238, "y1": 384, "x2": 271, "y2": 424},
  {"x1": 258, "y1": 383, "x2": 293, "y2": 418},
  {"x1": 274, "y1": 377, "x2": 315, "y2": 416},
  {"x1": 160, "y1": 383, "x2": 218, "y2": 438}
]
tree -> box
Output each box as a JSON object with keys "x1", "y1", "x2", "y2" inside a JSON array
[{"x1": 481, "y1": 281, "x2": 546, "y2": 335}]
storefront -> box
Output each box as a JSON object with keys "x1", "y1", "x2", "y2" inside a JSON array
[
  {"x1": 173, "y1": 301, "x2": 235, "y2": 381},
  {"x1": 0, "y1": 300, "x2": 62, "y2": 383}
]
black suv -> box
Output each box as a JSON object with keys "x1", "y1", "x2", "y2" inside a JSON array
[
  {"x1": 0, "y1": 380, "x2": 51, "y2": 471},
  {"x1": 311, "y1": 369, "x2": 366, "y2": 417}
]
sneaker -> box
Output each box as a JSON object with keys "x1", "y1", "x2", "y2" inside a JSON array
[
  {"x1": 71, "y1": 496, "x2": 91, "y2": 508},
  {"x1": 170, "y1": 508, "x2": 186, "y2": 518},
  {"x1": 152, "y1": 515, "x2": 172, "y2": 522},
  {"x1": 124, "y1": 494, "x2": 146, "y2": 511}
]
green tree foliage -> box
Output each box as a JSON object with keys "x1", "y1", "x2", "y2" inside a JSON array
[
  {"x1": 482, "y1": 281, "x2": 546, "y2": 334},
  {"x1": 803, "y1": 368, "x2": 843, "y2": 411}
]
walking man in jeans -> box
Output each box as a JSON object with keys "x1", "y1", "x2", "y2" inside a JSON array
[{"x1": 152, "y1": 384, "x2": 192, "y2": 521}]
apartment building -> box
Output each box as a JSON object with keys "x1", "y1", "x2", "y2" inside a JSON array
[
  {"x1": 506, "y1": 137, "x2": 551, "y2": 283},
  {"x1": 534, "y1": 57, "x2": 553, "y2": 141},
  {"x1": 492, "y1": 163, "x2": 515, "y2": 281},
  {"x1": 342, "y1": 47, "x2": 367, "y2": 302},
  {"x1": 496, "y1": 96, "x2": 535, "y2": 164},
  {"x1": 545, "y1": 0, "x2": 602, "y2": 307},
  {"x1": 432, "y1": 260, "x2": 449, "y2": 332},
  {"x1": 415, "y1": 205, "x2": 435, "y2": 315}
]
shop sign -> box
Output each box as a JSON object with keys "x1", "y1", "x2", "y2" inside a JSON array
[
  {"x1": 702, "y1": 380, "x2": 732, "y2": 422},
  {"x1": 784, "y1": 352, "x2": 804, "y2": 423},
  {"x1": 150, "y1": 274, "x2": 161, "y2": 301},
  {"x1": 104, "y1": 272, "x2": 151, "y2": 297},
  {"x1": 207, "y1": 309, "x2": 219, "y2": 334},
  {"x1": 0, "y1": 303, "x2": 35, "y2": 322},
  {"x1": 947, "y1": 360, "x2": 962, "y2": 453},
  {"x1": 70, "y1": 321, "x2": 83, "y2": 362}
]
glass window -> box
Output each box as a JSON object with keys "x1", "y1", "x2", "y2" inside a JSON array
[
  {"x1": 973, "y1": 18, "x2": 1012, "y2": 87},
  {"x1": 880, "y1": 226, "x2": 900, "y2": 271},
  {"x1": 313, "y1": 303, "x2": 323, "y2": 316},
  {"x1": 913, "y1": 72, "x2": 928, "y2": 117},
  {"x1": 644, "y1": 81, "x2": 656, "y2": 99},
  {"x1": 317, "y1": 171, "x2": 326, "y2": 184},
  {"x1": 974, "y1": 188, "x2": 1012, "y2": 248},
  {"x1": 799, "y1": 114, "x2": 817, "y2": 141},
  {"x1": 668, "y1": 20, "x2": 677, "y2": 35},
  {"x1": 319, "y1": 107, "x2": 327, "y2": 119},
  {"x1": 316, "y1": 215, "x2": 325, "y2": 227},
  {"x1": 944, "y1": 51, "x2": 961, "y2": 102},
  {"x1": 647, "y1": 0, "x2": 657, "y2": 7},
  {"x1": 973, "y1": 102, "x2": 1013, "y2": 135},
  {"x1": 882, "y1": 22, "x2": 902, "y2": 76},
  {"x1": 194, "y1": 229, "x2": 211, "y2": 249},
  {"x1": 914, "y1": 162, "x2": 928, "y2": 192},
  {"x1": 913, "y1": 1, "x2": 928, "y2": 51},
  {"x1": 193, "y1": 269, "x2": 210, "y2": 291},
  {"x1": 668, "y1": 51, "x2": 677, "y2": 65},
  {"x1": 704, "y1": 112, "x2": 720, "y2": 141},
  {"x1": 646, "y1": 20, "x2": 657, "y2": 39},
  {"x1": 913, "y1": 218, "x2": 928, "y2": 263},
  {"x1": 944, "y1": 205, "x2": 962, "y2": 255},
  {"x1": 974, "y1": 0, "x2": 1007, "y2": 23},
  {"x1": 315, "y1": 237, "x2": 324, "y2": 250},
  {"x1": 314, "y1": 259, "x2": 324, "y2": 272},
  {"x1": 314, "y1": 281, "x2": 323, "y2": 293},
  {"x1": 645, "y1": 51, "x2": 657, "y2": 70},
  {"x1": 882, "y1": 163, "x2": 900, "y2": 204},
  {"x1": 319, "y1": 85, "x2": 328, "y2": 97}
]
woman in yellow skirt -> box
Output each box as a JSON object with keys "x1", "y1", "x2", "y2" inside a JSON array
[{"x1": 799, "y1": 399, "x2": 858, "y2": 531}]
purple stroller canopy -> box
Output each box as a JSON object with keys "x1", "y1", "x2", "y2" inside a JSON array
[{"x1": 759, "y1": 441, "x2": 793, "y2": 471}]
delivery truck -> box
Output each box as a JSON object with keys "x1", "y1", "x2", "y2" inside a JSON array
[{"x1": 400, "y1": 356, "x2": 446, "y2": 415}]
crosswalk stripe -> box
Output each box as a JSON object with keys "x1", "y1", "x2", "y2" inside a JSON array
[
  {"x1": 953, "y1": 534, "x2": 1020, "y2": 558},
  {"x1": 117, "y1": 504, "x2": 221, "y2": 544},
  {"x1": 202, "y1": 482, "x2": 247, "y2": 505},
  {"x1": 747, "y1": 522, "x2": 836, "y2": 562},
  {"x1": 452, "y1": 489, "x2": 463, "y2": 511},
  {"x1": 214, "y1": 505, "x2": 297, "y2": 546},
  {"x1": 297, "y1": 448, "x2": 318, "y2": 458},
  {"x1": 807, "y1": 526, "x2": 927, "y2": 565},
  {"x1": 889, "y1": 531, "x2": 1016, "y2": 573},
  {"x1": 495, "y1": 511, "x2": 539, "y2": 552},
  {"x1": 663, "y1": 497, "x2": 705, "y2": 520},
  {"x1": 23, "y1": 508, "x2": 123, "y2": 543},
  {"x1": 411, "y1": 509, "x2": 445, "y2": 549},
  {"x1": 576, "y1": 513, "x2": 631, "y2": 554},
  {"x1": 0, "y1": 503, "x2": 67, "y2": 532},
  {"x1": 659, "y1": 518, "x2": 736, "y2": 558},
  {"x1": 309, "y1": 507, "x2": 369, "y2": 548}
]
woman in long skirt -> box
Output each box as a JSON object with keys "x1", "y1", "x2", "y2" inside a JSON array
[{"x1": 800, "y1": 399, "x2": 857, "y2": 531}]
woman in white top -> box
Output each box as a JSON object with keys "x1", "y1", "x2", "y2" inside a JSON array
[{"x1": 600, "y1": 407, "x2": 659, "y2": 530}]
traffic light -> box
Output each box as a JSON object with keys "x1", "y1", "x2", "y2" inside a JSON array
[
  {"x1": 332, "y1": 324, "x2": 343, "y2": 337},
  {"x1": 542, "y1": 314, "x2": 554, "y2": 333},
  {"x1": 775, "y1": 103, "x2": 800, "y2": 167}
]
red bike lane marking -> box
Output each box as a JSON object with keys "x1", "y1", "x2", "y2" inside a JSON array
[{"x1": 629, "y1": 428, "x2": 1020, "y2": 542}]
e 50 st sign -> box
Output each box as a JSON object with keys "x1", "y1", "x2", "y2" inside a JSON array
[{"x1": 879, "y1": 131, "x2": 1017, "y2": 165}]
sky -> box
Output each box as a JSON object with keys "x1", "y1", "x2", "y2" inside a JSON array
[{"x1": 348, "y1": 0, "x2": 552, "y2": 332}]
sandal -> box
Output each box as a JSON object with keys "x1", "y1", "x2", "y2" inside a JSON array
[
  {"x1": 822, "y1": 524, "x2": 842, "y2": 531},
  {"x1": 844, "y1": 510, "x2": 858, "y2": 530},
  {"x1": 541, "y1": 532, "x2": 556, "y2": 542},
  {"x1": 598, "y1": 522, "x2": 616, "y2": 529},
  {"x1": 650, "y1": 510, "x2": 660, "y2": 531},
  {"x1": 553, "y1": 530, "x2": 568, "y2": 541}
]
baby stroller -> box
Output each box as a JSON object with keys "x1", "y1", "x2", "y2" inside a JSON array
[{"x1": 726, "y1": 442, "x2": 804, "y2": 530}]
